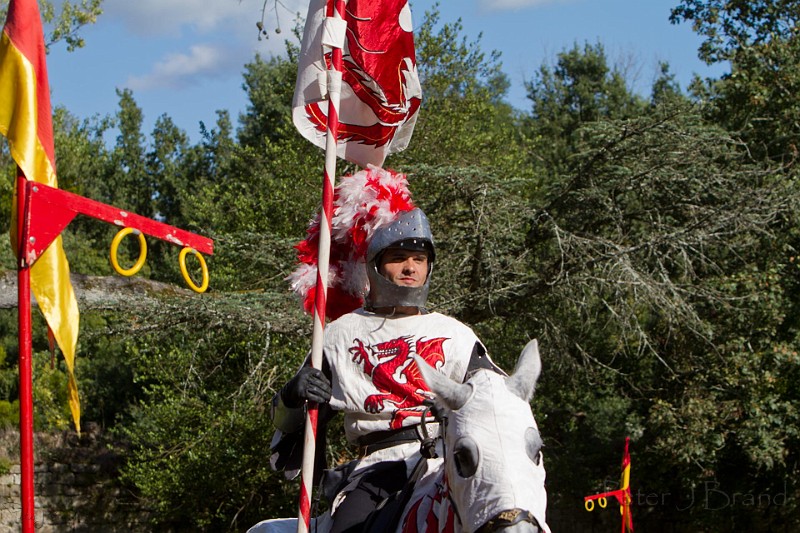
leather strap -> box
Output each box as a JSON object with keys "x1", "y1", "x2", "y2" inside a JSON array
[
  {"x1": 357, "y1": 426, "x2": 421, "y2": 455},
  {"x1": 474, "y1": 509, "x2": 538, "y2": 533}
]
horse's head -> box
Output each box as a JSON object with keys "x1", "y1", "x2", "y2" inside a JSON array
[{"x1": 415, "y1": 340, "x2": 549, "y2": 533}]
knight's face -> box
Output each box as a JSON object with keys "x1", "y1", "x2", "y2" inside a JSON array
[{"x1": 378, "y1": 248, "x2": 428, "y2": 288}]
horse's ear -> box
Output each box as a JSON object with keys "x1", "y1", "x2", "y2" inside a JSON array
[
  {"x1": 413, "y1": 355, "x2": 472, "y2": 411},
  {"x1": 506, "y1": 339, "x2": 542, "y2": 402}
]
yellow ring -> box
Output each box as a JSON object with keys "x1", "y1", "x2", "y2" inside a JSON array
[
  {"x1": 585, "y1": 499, "x2": 594, "y2": 512},
  {"x1": 599, "y1": 497, "x2": 607, "y2": 509},
  {"x1": 179, "y1": 247, "x2": 209, "y2": 293},
  {"x1": 110, "y1": 228, "x2": 147, "y2": 276}
]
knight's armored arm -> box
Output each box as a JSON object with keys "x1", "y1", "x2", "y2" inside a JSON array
[
  {"x1": 271, "y1": 356, "x2": 332, "y2": 433},
  {"x1": 270, "y1": 402, "x2": 335, "y2": 479},
  {"x1": 271, "y1": 389, "x2": 305, "y2": 433}
]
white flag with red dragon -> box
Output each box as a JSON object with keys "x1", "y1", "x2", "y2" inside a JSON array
[{"x1": 292, "y1": 0, "x2": 422, "y2": 168}]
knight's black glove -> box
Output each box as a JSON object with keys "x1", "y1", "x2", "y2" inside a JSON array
[{"x1": 281, "y1": 367, "x2": 332, "y2": 408}]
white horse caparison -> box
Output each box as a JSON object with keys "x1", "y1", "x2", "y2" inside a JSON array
[{"x1": 249, "y1": 339, "x2": 550, "y2": 533}]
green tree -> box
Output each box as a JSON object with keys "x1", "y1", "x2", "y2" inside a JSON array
[
  {"x1": 397, "y1": 6, "x2": 523, "y2": 175},
  {"x1": 672, "y1": 0, "x2": 800, "y2": 160},
  {"x1": 148, "y1": 114, "x2": 190, "y2": 225},
  {"x1": 142, "y1": 114, "x2": 196, "y2": 284},
  {"x1": 524, "y1": 41, "x2": 646, "y2": 174},
  {"x1": 52, "y1": 107, "x2": 117, "y2": 274},
  {"x1": 650, "y1": 61, "x2": 685, "y2": 105},
  {"x1": 670, "y1": 0, "x2": 799, "y2": 64},
  {"x1": 186, "y1": 51, "x2": 321, "y2": 293},
  {"x1": 107, "y1": 89, "x2": 152, "y2": 217},
  {"x1": 117, "y1": 292, "x2": 308, "y2": 530},
  {"x1": 237, "y1": 51, "x2": 299, "y2": 149},
  {"x1": 0, "y1": 0, "x2": 104, "y2": 52},
  {"x1": 519, "y1": 102, "x2": 800, "y2": 529}
]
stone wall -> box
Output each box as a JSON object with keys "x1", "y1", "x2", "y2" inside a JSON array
[{"x1": 0, "y1": 428, "x2": 151, "y2": 532}]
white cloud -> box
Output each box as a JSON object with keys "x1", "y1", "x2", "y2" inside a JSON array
[
  {"x1": 104, "y1": 0, "x2": 308, "y2": 37},
  {"x1": 107, "y1": 0, "x2": 311, "y2": 93},
  {"x1": 125, "y1": 44, "x2": 232, "y2": 91},
  {"x1": 479, "y1": 0, "x2": 577, "y2": 10}
]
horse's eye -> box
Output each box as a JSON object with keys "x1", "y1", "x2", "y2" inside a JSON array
[
  {"x1": 453, "y1": 437, "x2": 479, "y2": 477},
  {"x1": 525, "y1": 427, "x2": 543, "y2": 465}
]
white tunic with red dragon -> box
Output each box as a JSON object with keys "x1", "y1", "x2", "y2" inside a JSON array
[{"x1": 324, "y1": 309, "x2": 480, "y2": 443}]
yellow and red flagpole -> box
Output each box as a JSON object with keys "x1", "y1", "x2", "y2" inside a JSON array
[
  {"x1": 583, "y1": 437, "x2": 633, "y2": 532},
  {"x1": 296, "y1": 2, "x2": 346, "y2": 531},
  {"x1": 2, "y1": 0, "x2": 75, "y2": 527},
  {"x1": 3, "y1": 8, "x2": 214, "y2": 532},
  {"x1": 620, "y1": 436, "x2": 632, "y2": 533},
  {"x1": 12, "y1": 159, "x2": 215, "y2": 533}
]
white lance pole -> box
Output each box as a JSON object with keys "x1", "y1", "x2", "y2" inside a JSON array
[{"x1": 296, "y1": 1, "x2": 346, "y2": 531}]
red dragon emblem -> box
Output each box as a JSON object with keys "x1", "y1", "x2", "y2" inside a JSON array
[
  {"x1": 293, "y1": 0, "x2": 422, "y2": 167},
  {"x1": 349, "y1": 335, "x2": 448, "y2": 429}
]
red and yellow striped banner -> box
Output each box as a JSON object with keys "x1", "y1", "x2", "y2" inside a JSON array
[{"x1": 1, "y1": 0, "x2": 81, "y2": 433}]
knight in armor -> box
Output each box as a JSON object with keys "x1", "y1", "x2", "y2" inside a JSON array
[{"x1": 270, "y1": 208, "x2": 503, "y2": 533}]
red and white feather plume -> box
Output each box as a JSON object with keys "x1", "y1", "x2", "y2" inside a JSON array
[{"x1": 288, "y1": 165, "x2": 415, "y2": 320}]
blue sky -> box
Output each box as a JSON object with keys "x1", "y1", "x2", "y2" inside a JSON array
[{"x1": 45, "y1": 0, "x2": 728, "y2": 144}]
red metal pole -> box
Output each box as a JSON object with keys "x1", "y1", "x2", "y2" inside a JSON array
[{"x1": 17, "y1": 172, "x2": 35, "y2": 532}]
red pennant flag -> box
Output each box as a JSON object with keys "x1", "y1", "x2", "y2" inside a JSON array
[{"x1": 293, "y1": 0, "x2": 422, "y2": 168}]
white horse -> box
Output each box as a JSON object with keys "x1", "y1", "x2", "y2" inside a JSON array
[{"x1": 249, "y1": 339, "x2": 550, "y2": 533}]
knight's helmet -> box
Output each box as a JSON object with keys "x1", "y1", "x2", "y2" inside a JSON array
[{"x1": 366, "y1": 208, "x2": 435, "y2": 309}]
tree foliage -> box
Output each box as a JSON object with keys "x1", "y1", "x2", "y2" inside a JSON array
[
  {"x1": 674, "y1": 0, "x2": 800, "y2": 160},
  {"x1": 524, "y1": 41, "x2": 648, "y2": 175},
  {"x1": 524, "y1": 106, "x2": 799, "y2": 529},
  {"x1": 0, "y1": 0, "x2": 103, "y2": 52},
  {"x1": 671, "y1": 0, "x2": 800, "y2": 64},
  {"x1": 396, "y1": 7, "x2": 524, "y2": 175}
]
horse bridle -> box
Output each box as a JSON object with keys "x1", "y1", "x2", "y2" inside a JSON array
[{"x1": 473, "y1": 509, "x2": 539, "y2": 533}]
